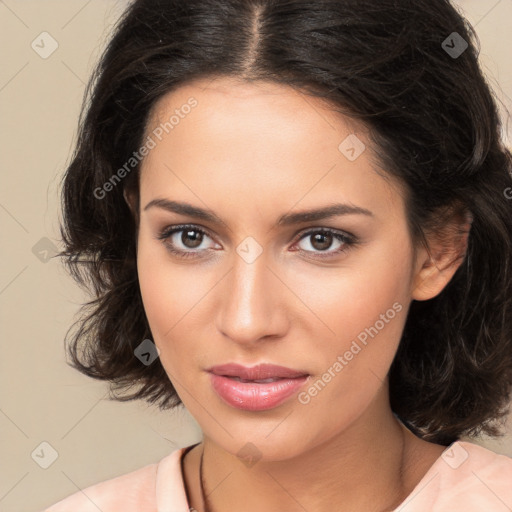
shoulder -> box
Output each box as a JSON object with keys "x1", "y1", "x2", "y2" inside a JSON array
[
  {"x1": 41, "y1": 447, "x2": 188, "y2": 512},
  {"x1": 440, "y1": 440, "x2": 512, "y2": 482},
  {"x1": 421, "y1": 441, "x2": 512, "y2": 511}
]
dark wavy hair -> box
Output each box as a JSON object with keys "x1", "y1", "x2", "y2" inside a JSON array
[{"x1": 58, "y1": 0, "x2": 512, "y2": 446}]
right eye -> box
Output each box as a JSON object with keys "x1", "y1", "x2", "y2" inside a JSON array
[{"x1": 156, "y1": 224, "x2": 220, "y2": 259}]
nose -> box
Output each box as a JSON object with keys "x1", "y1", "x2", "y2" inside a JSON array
[{"x1": 216, "y1": 250, "x2": 289, "y2": 346}]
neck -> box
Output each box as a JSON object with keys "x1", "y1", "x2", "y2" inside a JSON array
[{"x1": 193, "y1": 392, "x2": 429, "y2": 512}]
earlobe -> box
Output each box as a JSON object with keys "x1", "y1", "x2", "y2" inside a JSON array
[
  {"x1": 412, "y1": 256, "x2": 455, "y2": 301},
  {"x1": 411, "y1": 209, "x2": 473, "y2": 301}
]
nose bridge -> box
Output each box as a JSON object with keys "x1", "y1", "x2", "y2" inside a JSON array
[{"x1": 217, "y1": 246, "x2": 284, "y2": 343}]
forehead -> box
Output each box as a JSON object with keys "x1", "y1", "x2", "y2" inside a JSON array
[
  {"x1": 139, "y1": 77, "x2": 405, "y2": 223},
  {"x1": 146, "y1": 76, "x2": 364, "y2": 142}
]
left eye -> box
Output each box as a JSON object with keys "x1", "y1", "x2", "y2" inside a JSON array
[{"x1": 293, "y1": 228, "x2": 355, "y2": 257}]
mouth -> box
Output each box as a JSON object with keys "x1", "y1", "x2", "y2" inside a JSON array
[
  {"x1": 206, "y1": 363, "x2": 310, "y2": 411},
  {"x1": 207, "y1": 363, "x2": 309, "y2": 380}
]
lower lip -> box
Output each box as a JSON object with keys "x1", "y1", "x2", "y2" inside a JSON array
[{"x1": 209, "y1": 373, "x2": 309, "y2": 411}]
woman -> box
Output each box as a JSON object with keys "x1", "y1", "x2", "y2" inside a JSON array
[{"x1": 44, "y1": 0, "x2": 512, "y2": 510}]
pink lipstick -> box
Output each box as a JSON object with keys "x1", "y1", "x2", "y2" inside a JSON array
[{"x1": 207, "y1": 363, "x2": 309, "y2": 411}]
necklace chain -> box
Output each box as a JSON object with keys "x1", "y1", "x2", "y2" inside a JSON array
[{"x1": 198, "y1": 447, "x2": 211, "y2": 512}]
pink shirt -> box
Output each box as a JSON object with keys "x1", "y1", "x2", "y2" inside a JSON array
[{"x1": 42, "y1": 440, "x2": 512, "y2": 511}]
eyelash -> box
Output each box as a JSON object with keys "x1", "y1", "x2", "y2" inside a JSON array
[{"x1": 156, "y1": 224, "x2": 358, "y2": 260}]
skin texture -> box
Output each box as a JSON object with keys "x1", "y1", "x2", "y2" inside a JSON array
[{"x1": 130, "y1": 76, "x2": 470, "y2": 511}]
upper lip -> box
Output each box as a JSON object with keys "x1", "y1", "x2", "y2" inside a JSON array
[{"x1": 207, "y1": 363, "x2": 309, "y2": 380}]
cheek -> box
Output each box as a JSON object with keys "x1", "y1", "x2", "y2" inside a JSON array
[
  {"x1": 297, "y1": 235, "x2": 412, "y2": 399},
  {"x1": 301, "y1": 239, "x2": 412, "y2": 346},
  {"x1": 300, "y1": 275, "x2": 407, "y2": 396},
  {"x1": 136, "y1": 233, "x2": 201, "y2": 366}
]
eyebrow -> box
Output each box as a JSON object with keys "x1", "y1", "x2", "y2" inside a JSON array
[{"x1": 143, "y1": 198, "x2": 374, "y2": 226}]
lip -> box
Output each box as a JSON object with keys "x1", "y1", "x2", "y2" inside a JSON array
[{"x1": 207, "y1": 363, "x2": 310, "y2": 411}]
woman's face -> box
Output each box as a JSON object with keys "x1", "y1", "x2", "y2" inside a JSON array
[{"x1": 136, "y1": 77, "x2": 424, "y2": 460}]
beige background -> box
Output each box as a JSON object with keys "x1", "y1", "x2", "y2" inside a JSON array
[{"x1": 0, "y1": 1, "x2": 511, "y2": 510}]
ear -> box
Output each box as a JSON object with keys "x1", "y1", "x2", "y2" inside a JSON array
[
  {"x1": 123, "y1": 188, "x2": 140, "y2": 254},
  {"x1": 411, "y1": 207, "x2": 473, "y2": 301},
  {"x1": 123, "y1": 187, "x2": 138, "y2": 217}
]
